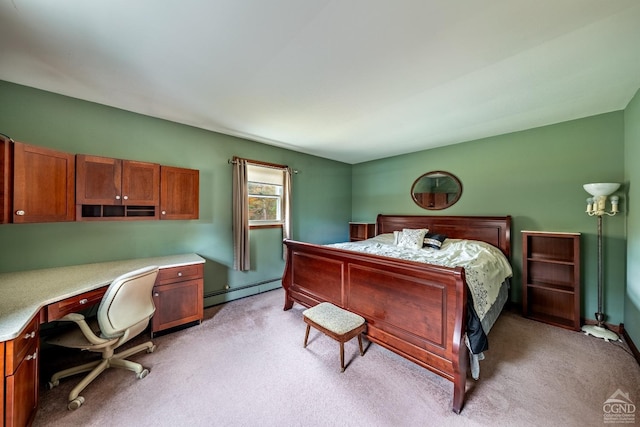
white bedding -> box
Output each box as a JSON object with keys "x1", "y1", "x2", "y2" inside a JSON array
[{"x1": 326, "y1": 233, "x2": 513, "y2": 323}]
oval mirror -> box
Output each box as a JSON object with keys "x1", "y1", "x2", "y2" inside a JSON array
[{"x1": 411, "y1": 171, "x2": 463, "y2": 210}]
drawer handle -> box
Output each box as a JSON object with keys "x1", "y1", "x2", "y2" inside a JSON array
[
  {"x1": 26, "y1": 351, "x2": 37, "y2": 361},
  {"x1": 15, "y1": 210, "x2": 25, "y2": 216},
  {"x1": 79, "y1": 298, "x2": 88, "y2": 305},
  {"x1": 24, "y1": 331, "x2": 36, "y2": 339},
  {"x1": 153, "y1": 293, "x2": 159, "y2": 297},
  {"x1": 177, "y1": 272, "x2": 183, "y2": 277}
]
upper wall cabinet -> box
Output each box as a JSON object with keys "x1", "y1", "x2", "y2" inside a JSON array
[
  {"x1": 11, "y1": 141, "x2": 75, "y2": 223},
  {"x1": 160, "y1": 166, "x2": 199, "y2": 220},
  {"x1": 1, "y1": 136, "x2": 11, "y2": 223},
  {"x1": 76, "y1": 155, "x2": 160, "y2": 220},
  {"x1": 1, "y1": 138, "x2": 199, "y2": 224}
]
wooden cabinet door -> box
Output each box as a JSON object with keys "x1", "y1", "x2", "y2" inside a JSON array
[
  {"x1": 5, "y1": 349, "x2": 38, "y2": 427},
  {"x1": 77, "y1": 156, "x2": 159, "y2": 205},
  {"x1": 0, "y1": 341, "x2": 4, "y2": 426},
  {"x1": 13, "y1": 142, "x2": 75, "y2": 223},
  {"x1": 122, "y1": 160, "x2": 159, "y2": 206},
  {"x1": 76, "y1": 154, "x2": 121, "y2": 205},
  {"x1": 160, "y1": 166, "x2": 199, "y2": 220},
  {"x1": 152, "y1": 278, "x2": 203, "y2": 334},
  {"x1": 4, "y1": 312, "x2": 39, "y2": 427},
  {"x1": 1, "y1": 136, "x2": 12, "y2": 224}
]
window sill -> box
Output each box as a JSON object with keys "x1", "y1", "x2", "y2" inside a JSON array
[{"x1": 249, "y1": 224, "x2": 283, "y2": 229}]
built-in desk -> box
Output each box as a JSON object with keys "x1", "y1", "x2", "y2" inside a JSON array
[{"x1": 0, "y1": 253, "x2": 205, "y2": 427}]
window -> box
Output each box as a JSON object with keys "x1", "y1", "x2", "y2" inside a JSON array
[{"x1": 247, "y1": 163, "x2": 284, "y2": 227}]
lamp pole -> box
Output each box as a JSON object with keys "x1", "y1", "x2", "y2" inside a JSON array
[
  {"x1": 595, "y1": 214, "x2": 604, "y2": 327},
  {"x1": 582, "y1": 183, "x2": 620, "y2": 342}
]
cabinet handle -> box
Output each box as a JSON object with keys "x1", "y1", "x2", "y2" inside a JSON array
[
  {"x1": 162, "y1": 211, "x2": 166, "y2": 215},
  {"x1": 123, "y1": 195, "x2": 129, "y2": 200},
  {"x1": 79, "y1": 298, "x2": 88, "y2": 305},
  {"x1": 153, "y1": 293, "x2": 159, "y2": 297},
  {"x1": 24, "y1": 331, "x2": 36, "y2": 339},
  {"x1": 115, "y1": 195, "x2": 121, "y2": 200},
  {"x1": 15, "y1": 210, "x2": 25, "y2": 216},
  {"x1": 26, "y1": 351, "x2": 37, "y2": 361}
]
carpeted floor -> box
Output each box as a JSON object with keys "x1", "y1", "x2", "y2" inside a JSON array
[{"x1": 34, "y1": 288, "x2": 640, "y2": 427}]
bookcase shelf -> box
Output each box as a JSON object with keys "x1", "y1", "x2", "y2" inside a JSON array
[
  {"x1": 349, "y1": 222, "x2": 376, "y2": 242},
  {"x1": 522, "y1": 231, "x2": 581, "y2": 331}
]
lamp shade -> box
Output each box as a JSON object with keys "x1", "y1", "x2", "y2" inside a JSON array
[{"x1": 583, "y1": 183, "x2": 620, "y2": 197}]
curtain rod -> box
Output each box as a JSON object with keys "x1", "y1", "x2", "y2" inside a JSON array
[{"x1": 228, "y1": 158, "x2": 299, "y2": 174}]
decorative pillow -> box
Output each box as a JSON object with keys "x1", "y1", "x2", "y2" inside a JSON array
[
  {"x1": 423, "y1": 233, "x2": 447, "y2": 249},
  {"x1": 397, "y1": 228, "x2": 429, "y2": 249}
]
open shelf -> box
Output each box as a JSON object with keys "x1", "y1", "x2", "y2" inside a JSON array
[
  {"x1": 522, "y1": 231, "x2": 581, "y2": 331},
  {"x1": 78, "y1": 204, "x2": 157, "y2": 220},
  {"x1": 349, "y1": 222, "x2": 376, "y2": 241}
]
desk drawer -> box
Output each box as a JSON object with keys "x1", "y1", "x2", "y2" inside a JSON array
[
  {"x1": 46, "y1": 286, "x2": 108, "y2": 322},
  {"x1": 156, "y1": 264, "x2": 203, "y2": 285},
  {"x1": 5, "y1": 312, "x2": 39, "y2": 375}
]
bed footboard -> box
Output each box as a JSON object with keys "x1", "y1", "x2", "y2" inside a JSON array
[{"x1": 282, "y1": 239, "x2": 469, "y2": 413}]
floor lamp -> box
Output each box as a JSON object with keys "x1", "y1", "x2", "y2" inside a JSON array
[{"x1": 582, "y1": 182, "x2": 621, "y2": 342}]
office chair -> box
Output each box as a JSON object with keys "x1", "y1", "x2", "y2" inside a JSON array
[{"x1": 47, "y1": 265, "x2": 159, "y2": 410}]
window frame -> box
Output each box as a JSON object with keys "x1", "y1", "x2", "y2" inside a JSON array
[{"x1": 246, "y1": 162, "x2": 286, "y2": 229}]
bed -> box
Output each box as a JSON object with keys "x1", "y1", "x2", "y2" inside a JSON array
[{"x1": 281, "y1": 214, "x2": 512, "y2": 413}]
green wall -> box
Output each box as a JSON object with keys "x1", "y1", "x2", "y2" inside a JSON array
[
  {"x1": 0, "y1": 81, "x2": 352, "y2": 306},
  {"x1": 1, "y1": 79, "x2": 635, "y2": 334},
  {"x1": 624, "y1": 88, "x2": 640, "y2": 345},
  {"x1": 352, "y1": 112, "x2": 627, "y2": 325}
]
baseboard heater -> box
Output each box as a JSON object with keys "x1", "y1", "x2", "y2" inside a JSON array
[{"x1": 203, "y1": 277, "x2": 281, "y2": 298}]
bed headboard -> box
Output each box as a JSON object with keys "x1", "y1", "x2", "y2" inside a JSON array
[{"x1": 376, "y1": 214, "x2": 512, "y2": 259}]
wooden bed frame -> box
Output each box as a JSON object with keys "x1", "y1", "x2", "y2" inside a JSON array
[{"x1": 282, "y1": 215, "x2": 511, "y2": 413}]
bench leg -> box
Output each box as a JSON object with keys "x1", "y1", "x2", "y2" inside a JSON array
[
  {"x1": 304, "y1": 325, "x2": 310, "y2": 348},
  {"x1": 340, "y1": 342, "x2": 345, "y2": 372},
  {"x1": 357, "y1": 334, "x2": 364, "y2": 356}
]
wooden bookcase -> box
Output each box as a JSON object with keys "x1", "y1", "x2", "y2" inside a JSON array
[
  {"x1": 522, "y1": 231, "x2": 581, "y2": 331},
  {"x1": 349, "y1": 222, "x2": 376, "y2": 242}
]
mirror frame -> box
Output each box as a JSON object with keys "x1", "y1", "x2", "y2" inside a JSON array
[{"x1": 410, "y1": 170, "x2": 463, "y2": 210}]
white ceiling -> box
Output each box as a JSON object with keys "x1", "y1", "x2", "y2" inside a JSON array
[{"x1": 1, "y1": 1, "x2": 639, "y2": 164}]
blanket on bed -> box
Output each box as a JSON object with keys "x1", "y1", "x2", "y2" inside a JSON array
[{"x1": 327, "y1": 234, "x2": 513, "y2": 324}]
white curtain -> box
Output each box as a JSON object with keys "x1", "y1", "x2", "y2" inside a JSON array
[
  {"x1": 282, "y1": 167, "x2": 293, "y2": 260},
  {"x1": 232, "y1": 159, "x2": 250, "y2": 271}
]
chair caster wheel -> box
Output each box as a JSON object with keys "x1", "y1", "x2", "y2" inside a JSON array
[
  {"x1": 68, "y1": 396, "x2": 84, "y2": 410},
  {"x1": 137, "y1": 368, "x2": 149, "y2": 379},
  {"x1": 147, "y1": 344, "x2": 156, "y2": 353},
  {"x1": 47, "y1": 380, "x2": 59, "y2": 390}
]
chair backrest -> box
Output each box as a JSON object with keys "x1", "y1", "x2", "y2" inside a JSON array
[{"x1": 97, "y1": 266, "x2": 159, "y2": 339}]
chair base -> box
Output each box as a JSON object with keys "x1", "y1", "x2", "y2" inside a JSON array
[{"x1": 48, "y1": 340, "x2": 156, "y2": 410}]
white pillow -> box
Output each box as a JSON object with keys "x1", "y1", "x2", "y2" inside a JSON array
[{"x1": 397, "y1": 228, "x2": 429, "y2": 249}]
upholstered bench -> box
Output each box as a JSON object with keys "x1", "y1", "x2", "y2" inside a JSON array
[{"x1": 302, "y1": 302, "x2": 366, "y2": 372}]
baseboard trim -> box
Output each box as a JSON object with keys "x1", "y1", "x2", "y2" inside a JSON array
[
  {"x1": 203, "y1": 277, "x2": 281, "y2": 299},
  {"x1": 620, "y1": 324, "x2": 640, "y2": 367}
]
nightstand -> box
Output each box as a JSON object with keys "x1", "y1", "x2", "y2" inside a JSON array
[{"x1": 349, "y1": 222, "x2": 376, "y2": 242}]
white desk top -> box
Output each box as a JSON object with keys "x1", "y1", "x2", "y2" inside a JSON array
[{"x1": 0, "y1": 254, "x2": 205, "y2": 341}]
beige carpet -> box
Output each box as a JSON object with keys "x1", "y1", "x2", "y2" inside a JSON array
[{"x1": 34, "y1": 288, "x2": 640, "y2": 427}]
